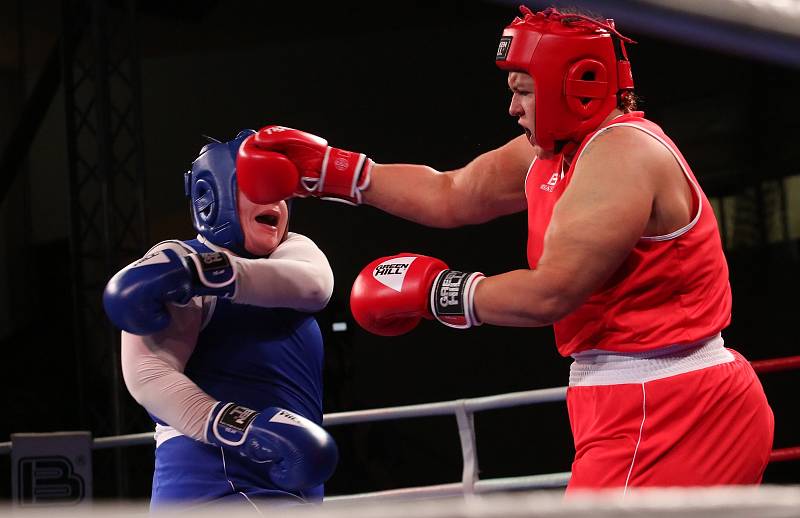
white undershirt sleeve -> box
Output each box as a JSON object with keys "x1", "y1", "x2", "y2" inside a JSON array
[
  {"x1": 120, "y1": 297, "x2": 216, "y2": 442},
  {"x1": 230, "y1": 232, "x2": 334, "y2": 312}
]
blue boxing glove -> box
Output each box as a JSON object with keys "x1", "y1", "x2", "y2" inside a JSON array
[
  {"x1": 103, "y1": 248, "x2": 236, "y2": 335},
  {"x1": 205, "y1": 403, "x2": 338, "y2": 491}
]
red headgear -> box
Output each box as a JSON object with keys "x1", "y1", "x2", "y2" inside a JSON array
[{"x1": 496, "y1": 7, "x2": 635, "y2": 152}]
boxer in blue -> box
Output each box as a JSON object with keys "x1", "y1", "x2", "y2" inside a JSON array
[{"x1": 103, "y1": 130, "x2": 338, "y2": 511}]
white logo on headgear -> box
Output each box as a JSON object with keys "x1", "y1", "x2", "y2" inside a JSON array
[{"x1": 372, "y1": 256, "x2": 417, "y2": 292}]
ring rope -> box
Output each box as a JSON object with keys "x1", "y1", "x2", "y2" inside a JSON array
[{"x1": 750, "y1": 355, "x2": 800, "y2": 374}]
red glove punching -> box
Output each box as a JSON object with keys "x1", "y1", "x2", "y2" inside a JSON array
[
  {"x1": 350, "y1": 253, "x2": 485, "y2": 336},
  {"x1": 236, "y1": 136, "x2": 299, "y2": 203},
  {"x1": 237, "y1": 126, "x2": 373, "y2": 205}
]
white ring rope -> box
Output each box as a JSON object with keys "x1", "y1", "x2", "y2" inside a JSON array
[
  {"x1": 0, "y1": 386, "x2": 569, "y2": 454},
  {"x1": 323, "y1": 386, "x2": 568, "y2": 426}
]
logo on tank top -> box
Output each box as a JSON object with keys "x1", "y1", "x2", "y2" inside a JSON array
[
  {"x1": 372, "y1": 256, "x2": 417, "y2": 292},
  {"x1": 540, "y1": 171, "x2": 561, "y2": 192}
]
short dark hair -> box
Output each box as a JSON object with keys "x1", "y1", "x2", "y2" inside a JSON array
[
  {"x1": 619, "y1": 91, "x2": 639, "y2": 112},
  {"x1": 557, "y1": 7, "x2": 605, "y2": 24}
]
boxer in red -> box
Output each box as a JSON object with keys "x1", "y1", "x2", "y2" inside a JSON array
[{"x1": 237, "y1": 7, "x2": 774, "y2": 491}]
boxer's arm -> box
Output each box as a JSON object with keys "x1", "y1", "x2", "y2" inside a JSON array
[
  {"x1": 120, "y1": 298, "x2": 216, "y2": 441},
  {"x1": 230, "y1": 232, "x2": 333, "y2": 312},
  {"x1": 473, "y1": 127, "x2": 661, "y2": 326},
  {"x1": 363, "y1": 135, "x2": 535, "y2": 228}
]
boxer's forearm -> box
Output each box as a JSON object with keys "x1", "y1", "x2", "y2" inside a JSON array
[
  {"x1": 363, "y1": 164, "x2": 463, "y2": 227},
  {"x1": 120, "y1": 303, "x2": 215, "y2": 441},
  {"x1": 232, "y1": 233, "x2": 333, "y2": 312},
  {"x1": 472, "y1": 269, "x2": 578, "y2": 327},
  {"x1": 364, "y1": 137, "x2": 530, "y2": 228},
  {"x1": 122, "y1": 345, "x2": 216, "y2": 441}
]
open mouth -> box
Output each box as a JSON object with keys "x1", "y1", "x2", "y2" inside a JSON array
[{"x1": 255, "y1": 214, "x2": 279, "y2": 227}]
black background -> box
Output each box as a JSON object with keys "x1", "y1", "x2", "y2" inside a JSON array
[{"x1": 0, "y1": 0, "x2": 799, "y2": 501}]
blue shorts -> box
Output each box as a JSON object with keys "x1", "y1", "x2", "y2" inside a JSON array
[{"x1": 150, "y1": 435, "x2": 323, "y2": 511}]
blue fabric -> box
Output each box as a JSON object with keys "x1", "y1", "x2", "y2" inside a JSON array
[
  {"x1": 150, "y1": 238, "x2": 325, "y2": 509},
  {"x1": 184, "y1": 131, "x2": 255, "y2": 257},
  {"x1": 151, "y1": 435, "x2": 322, "y2": 510}
]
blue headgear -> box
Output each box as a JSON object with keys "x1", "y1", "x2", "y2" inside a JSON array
[{"x1": 184, "y1": 130, "x2": 254, "y2": 257}]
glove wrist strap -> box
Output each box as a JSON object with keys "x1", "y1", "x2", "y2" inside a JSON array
[
  {"x1": 205, "y1": 402, "x2": 259, "y2": 447},
  {"x1": 185, "y1": 252, "x2": 237, "y2": 298},
  {"x1": 430, "y1": 270, "x2": 485, "y2": 329},
  {"x1": 319, "y1": 147, "x2": 373, "y2": 205}
]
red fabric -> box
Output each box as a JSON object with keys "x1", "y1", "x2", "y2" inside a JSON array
[
  {"x1": 566, "y1": 350, "x2": 774, "y2": 490},
  {"x1": 525, "y1": 112, "x2": 732, "y2": 356}
]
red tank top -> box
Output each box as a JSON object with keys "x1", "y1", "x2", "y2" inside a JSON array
[{"x1": 526, "y1": 112, "x2": 732, "y2": 356}]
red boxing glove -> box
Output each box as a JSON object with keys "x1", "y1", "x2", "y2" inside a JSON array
[
  {"x1": 236, "y1": 136, "x2": 300, "y2": 204},
  {"x1": 350, "y1": 254, "x2": 485, "y2": 337},
  {"x1": 237, "y1": 125, "x2": 373, "y2": 205}
]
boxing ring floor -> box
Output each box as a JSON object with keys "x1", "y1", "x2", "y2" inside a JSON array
[
  {"x1": 3, "y1": 485, "x2": 800, "y2": 517},
  {"x1": 1, "y1": 355, "x2": 799, "y2": 515}
]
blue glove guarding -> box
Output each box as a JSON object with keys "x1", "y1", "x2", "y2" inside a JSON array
[
  {"x1": 103, "y1": 249, "x2": 236, "y2": 335},
  {"x1": 205, "y1": 403, "x2": 338, "y2": 491}
]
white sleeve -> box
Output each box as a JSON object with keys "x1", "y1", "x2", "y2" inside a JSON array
[
  {"x1": 119, "y1": 263, "x2": 217, "y2": 442},
  {"x1": 230, "y1": 232, "x2": 334, "y2": 312}
]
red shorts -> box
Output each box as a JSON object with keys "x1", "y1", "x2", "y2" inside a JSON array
[{"x1": 566, "y1": 349, "x2": 773, "y2": 491}]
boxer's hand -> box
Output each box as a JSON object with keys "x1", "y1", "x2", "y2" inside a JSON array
[
  {"x1": 205, "y1": 403, "x2": 338, "y2": 491},
  {"x1": 103, "y1": 250, "x2": 236, "y2": 335},
  {"x1": 350, "y1": 253, "x2": 484, "y2": 336},
  {"x1": 237, "y1": 126, "x2": 372, "y2": 205}
]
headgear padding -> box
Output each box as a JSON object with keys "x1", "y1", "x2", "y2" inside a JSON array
[
  {"x1": 496, "y1": 7, "x2": 635, "y2": 152},
  {"x1": 184, "y1": 130, "x2": 255, "y2": 256}
]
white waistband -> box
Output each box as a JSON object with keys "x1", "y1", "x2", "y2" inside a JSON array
[
  {"x1": 569, "y1": 334, "x2": 734, "y2": 386},
  {"x1": 154, "y1": 423, "x2": 183, "y2": 448}
]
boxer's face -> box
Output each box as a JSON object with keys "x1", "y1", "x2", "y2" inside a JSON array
[
  {"x1": 237, "y1": 185, "x2": 289, "y2": 256},
  {"x1": 507, "y1": 71, "x2": 537, "y2": 147}
]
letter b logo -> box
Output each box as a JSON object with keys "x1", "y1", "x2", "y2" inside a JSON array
[{"x1": 17, "y1": 456, "x2": 85, "y2": 506}]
